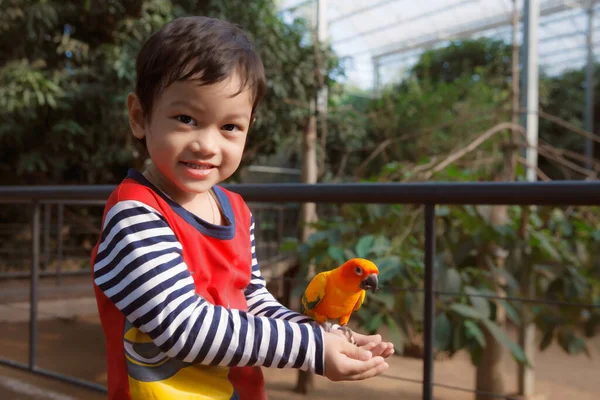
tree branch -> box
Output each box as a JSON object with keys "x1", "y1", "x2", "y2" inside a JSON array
[{"x1": 422, "y1": 122, "x2": 524, "y2": 180}]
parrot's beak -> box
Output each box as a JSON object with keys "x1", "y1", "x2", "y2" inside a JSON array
[{"x1": 360, "y1": 274, "x2": 379, "y2": 293}]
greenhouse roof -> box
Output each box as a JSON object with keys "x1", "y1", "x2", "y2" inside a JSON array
[{"x1": 276, "y1": 0, "x2": 599, "y2": 90}]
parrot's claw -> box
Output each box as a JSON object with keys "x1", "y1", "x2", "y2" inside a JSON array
[
  {"x1": 337, "y1": 325, "x2": 356, "y2": 346},
  {"x1": 322, "y1": 321, "x2": 334, "y2": 333},
  {"x1": 320, "y1": 322, "x2": 356, "y2": 345}
]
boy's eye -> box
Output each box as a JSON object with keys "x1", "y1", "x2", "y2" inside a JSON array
[
  {"x1": 222, "y1": 124, "x2": 239, "y2": 132},
  {"x1": 176, "y1": 115, "x2": 195, "y2": 125}
]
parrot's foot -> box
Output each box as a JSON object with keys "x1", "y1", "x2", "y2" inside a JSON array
[
  {"x1": 322, "y1": 321, "x2": 334, "y2": 333},
  {"x1": 337, "y1": 325, "x2": 356, "y2": 346},
  {"x1": 322, "y1": 322, "x2": 356, "y2": 345}
]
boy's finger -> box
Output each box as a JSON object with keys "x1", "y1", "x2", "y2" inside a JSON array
[
  {"x1": 342, "y1": 340, "x2": 373, "y2": 361},
  {"x1": 377, "y1": 341, "x2": 396, "y2": 357},
  {"x1": 353, "y1": 332, "x2": 382, "y2": 346},
  {"x1": 338, "y1": 355, "x2": 385, "y2": 377},
  {"x1": 346, "y1": 360, "x2": 389, "y2": 381},
  {"x1": 383, "y1": 346, "x2": 395, "y2": 358},
  {"x1": 368, "y1": 342, "x2": 388, "y2": 357},
  {"x1": 359, "y1": 342, "x2": 377, "y2": 352}
]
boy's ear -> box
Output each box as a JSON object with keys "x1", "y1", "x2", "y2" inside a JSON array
[{"x1": 127, "y1": 92, "x2": 146, "y2": 139}]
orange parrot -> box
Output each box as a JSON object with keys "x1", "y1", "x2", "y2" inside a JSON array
[{"x1": 301, "y1": 258, "x2": 379, "y2": 344}]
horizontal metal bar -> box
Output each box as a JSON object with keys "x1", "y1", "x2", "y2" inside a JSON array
[
  {"x1": 0, "y1": 186, "x2": 115, "y2": 203},
  {"x1": 1, "y1": 181, "x2": 600, "y2": 205},
  {"x1": 0, "y1": 269, "x2": 89, "y2": 279},
  {"x1": 231, "y1": 182, "x2": 600, "y2": 205},
  {"x1": 0, "y1": 358, "x2": 107, "y2": 393},
  {"x1": 40, "y1": 200, "x2": 107, "y2": 206},
  {"x1": 267, "y1": 276, "x2": 599, "y2": 308}
]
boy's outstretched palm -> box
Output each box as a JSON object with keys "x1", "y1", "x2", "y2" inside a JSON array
[
  {"x1": 323, "y1": 332, "x2": 390, "y2": 382},
  {"x1": 352, "y1": 331, "x2": 395, "y2": 358}
]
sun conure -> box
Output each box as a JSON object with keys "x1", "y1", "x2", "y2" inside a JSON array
[{"x1": 300, "y1": 258, "x2": 379, "y2": 344}]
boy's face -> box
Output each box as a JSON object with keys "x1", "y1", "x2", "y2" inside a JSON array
[{"x1": 128, "y1": 71, "x2": 253, "y2": 203}]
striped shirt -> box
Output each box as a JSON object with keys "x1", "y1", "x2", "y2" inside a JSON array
[{"x1": 91, "y1": 171, "x2": 324, "y2": 400}]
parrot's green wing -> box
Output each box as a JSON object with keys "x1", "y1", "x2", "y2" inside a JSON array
[
  {"x1": 300, "y1": 272, "x2": 328, "y2": 314},
  {"x1": 352, "y1": 289, "x2": 366, "y2": 312}
]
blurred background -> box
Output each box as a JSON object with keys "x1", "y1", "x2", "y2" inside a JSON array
[{"x1": 1, "y1": 1, "x2": 600, "y2": 399}]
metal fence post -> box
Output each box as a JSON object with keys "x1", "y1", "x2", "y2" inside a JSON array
[
  {"x1": 29, "y1": 201, "x2": 41, "y2": 370},
  {"x1": 56, "y1": 203, "x2": 64, "y2": 286},
  {"x1": 43, "y1": 203, "x2": 51, "y2": 271},
  {"x1": 422, "y1": 204, "x2": 436, "y2": 400}
]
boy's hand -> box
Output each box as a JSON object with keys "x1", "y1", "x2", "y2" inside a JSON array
[
  {"x1": 330, "y1": 329, "x2": 395, "y2": 358},
  {"x1": 353, "y1": 332, "x2": 395, "y2": 359},
  {"x1": 323, "y1": 332, "x2": 389, "y2": 382}
]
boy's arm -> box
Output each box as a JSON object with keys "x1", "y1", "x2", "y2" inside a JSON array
[
  {"x1": 244, "y1": 216, "x2": 313, "y2": 323},
  {"x1": 93, "y1": 200, "x2": 324, "y2": 374}
]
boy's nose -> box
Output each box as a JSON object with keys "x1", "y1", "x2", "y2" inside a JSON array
[{"x1": 189, "y1": 130, "x2": 218, "y2": 155}]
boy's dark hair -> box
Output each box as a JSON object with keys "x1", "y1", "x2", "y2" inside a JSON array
[{"x1": 135, "y1": 16, "x2": 266, "y2": 121}]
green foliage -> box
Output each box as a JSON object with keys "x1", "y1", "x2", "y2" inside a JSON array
[
  {"x1": 0, "y1": 0, "x2": 339, "y2": 184},
  {"x1": 287, "y1": 187, "x2": 599, "y2": 364},
  {"x1": 325, "y1": 37, "x2": 597, "y2": 182},
  {"x1": 537, "y1": 66, "x2": 600, "y2": 179},
  {"x1": 413, "y1": 38, "x2": 512, "y2": 85},
  {"x1": 283, "y1": 39, "x2": 600, "y2": 366},
  {"x1": 324, "y1": 38, "x2": 513, "y2": 181}
]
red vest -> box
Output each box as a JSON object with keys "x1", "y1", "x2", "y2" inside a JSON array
[{"x1": 91, "y1": 175, "x2": 267, "y2": 400}]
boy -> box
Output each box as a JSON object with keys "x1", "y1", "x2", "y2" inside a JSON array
[{"x1": 91, "y1": 16, "x2": 393, "y2": 400}]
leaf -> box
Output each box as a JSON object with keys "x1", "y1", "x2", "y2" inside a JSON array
[
  {"x1": 436, "y1": 206, "x2": 450, "y2": 217},
  {"x1": 327, "y1": 246, "x2": 346, "y2": 264},
  {"x1": 384, "y1": 314, "x2": 404, "y2": 354},
  {"x1": 491, "y1": 266, "x2": 519, "y2": 291},
  {"x1": 374, "y1": 256, "x2": 401, "y2": 284},
  {"x1": 464, "y1": 286, "x2": 491, "y2": 319},
  {"x1": 364, "y1": 312, "x2": 384, "y2": 332},
  {"x1": 355, "y1": 235, "x2": 375, "y2": 258},
  {"x1": 558, "y1": 328, "x2": 590, "y2": 356},
  {"x1": 296, "y1": 243, "x2": 310, "y2": 262},
  {"x1": 449, "y1": 303, "x2": 483, "y2": 320},
  {"x1": 36, "y1": 90, "x2": 44, "y2": 106},
  {"x1": 481, "y1": 319, "x2": 528, "y2": 365},
  {"x1": 453, "y1": 319, "x2": 466, "y2": 350},
  {"x1": 279, "y1": 238, "x2": 298, "y2": 253},
  {"x1": 498, "y1": 299, "x2": 521, "y2": 325},
  {"x1": 539, "y1": 326, "x2": 554, "y2": 351},
  {"x1": 530, "y1": 230, "x2": 561, "y2": 261},
  {"x1": 464, "y1": 320, "x2": 486, "y2": 347},
  {"x1": 344, "y1": 249, "x2": 356, "y2": 260},
  {"x1": 46, "y1": 93, "x2": 57, "y2": 108},
  {"x1": 371, "y1": 235, "x2": 391, "y2": 256},
  {"x1": 366, "y1": 204, "x2": 384, "y2": 220},
  {"x1": 439, "y1": 268, "x2": 462, "y2": 294},
  {"x1": 292, "y1": 283, "x2": 307, "y2": 300},
  {"x1": 469, "y1": 343, "x2": 484, "y2": 366},
  {"x1": 370, "y1": 291, "x2": 395, "y2": 310},
  {"x1": 584, "y1": 311, "x2": 600, "y2": 337},
  {"x1": 434, "y1": 312, "x2": 452, "y2": 351}
]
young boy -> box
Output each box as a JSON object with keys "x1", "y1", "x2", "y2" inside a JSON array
[{"x1": 91, "y1": 16, "x2": 393, "y2": 400}]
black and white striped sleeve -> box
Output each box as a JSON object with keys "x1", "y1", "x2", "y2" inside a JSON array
[
  {"x1": 244, "y1": 216, "x2": 314, "y2": 323},
  {"x1": 93, "y1": 200, "x2": 325, "y2": 373}
]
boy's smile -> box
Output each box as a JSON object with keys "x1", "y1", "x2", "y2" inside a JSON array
[
  {"x1": 180, "y1": 160, "x2": 217, "y2": 178},
  {"x1": 128, "y1": 71, "x2": 253, "y2": 205}
]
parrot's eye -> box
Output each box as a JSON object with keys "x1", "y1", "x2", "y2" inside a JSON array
[{"x1": 354, "y1": 266, "x2": 363, "y2": 276}]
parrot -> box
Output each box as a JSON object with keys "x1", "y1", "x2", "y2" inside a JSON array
[{"x1": 300, "y1": 258, "x2": 379, "y2": 345}]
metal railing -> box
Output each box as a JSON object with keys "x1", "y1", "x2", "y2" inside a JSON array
[
  {"x1": 1, "y1": 180, "x2": 600, "y2": 399},
  {"x1": 0, "y1": 201, "x2": 294, "y2": 282}
]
